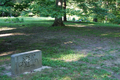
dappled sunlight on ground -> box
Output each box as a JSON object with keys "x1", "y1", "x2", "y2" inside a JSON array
[
  {"x1": 0, "y1": 33, "x2": 29, "y2": 37},
  {"x1": 59, "y1": 76, "x2": 71, "y2": 80},
  {"x1": 22, "y1": 17, "x2": 54, "y2": 21},
  {"x1": 66, "y1": 24, "x2": 87, "y2": 27},
  {"x1": 64, "y1": 41, "x2": 73, "y2": 44},
  {"x1": 51, "y1": 53, "x2": 87, "y2": 62},
  {"x1": 101, "y1": 33, "x2": 120, "y2": 37},
  {"x1": 101, "y1": 34, "x2": 108, "y2": 36},
  {"x1": 66, "y1": 23, "x2": 96, "y2": 27},
  {"x1": 0, "y1": 27, "x2": 16, "y2": 31},
  {"x1": 0, "y1": 51, "x2": 15, "y2": 57},
  {"x1": 89, "y1": 24, "x2": 94, "y2": 25}
]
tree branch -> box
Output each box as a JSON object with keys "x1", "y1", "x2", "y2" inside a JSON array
[{"x1": 0, "y1": 0, "x2": 11, "y2": 6}]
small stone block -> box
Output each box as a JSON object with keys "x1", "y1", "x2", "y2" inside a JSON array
[{"x1": 11, "y1": 50, "x2": 42, "y2": 75}]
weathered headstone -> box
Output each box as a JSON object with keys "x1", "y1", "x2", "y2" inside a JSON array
[{"x1": 11, "y1": 50, "x2": 42, "y2": 75}]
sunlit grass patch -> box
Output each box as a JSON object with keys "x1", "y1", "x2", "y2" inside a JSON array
[
  {"x1": 56, "y1": 53, "x2": 87, "y2": 62},
  {"x1": 46, "y1": 50, "x2": 88, "y2": 62},
  {"x1": 0, "y1": 27, "x2": 16, "y2": 31},
  {"x1": 92, "y1": 69, "x2": 112, "y2": 80},
  {"x1": 59, "y1": 76, "x2": 71, "y2": 80}
]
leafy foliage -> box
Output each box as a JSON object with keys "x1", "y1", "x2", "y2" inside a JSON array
[
  {"x1": 29, "y1": 1, "x2": 65, "y2": 18},
  {"x1": 75, "y1": 0, "x2": 117, "y2": 22},
  {"x1": 0, "y1": 0, "x2": 33, "y2": 16},
  {"x1": 113, "y1": 19, "x2": 120, "y2": 24}
]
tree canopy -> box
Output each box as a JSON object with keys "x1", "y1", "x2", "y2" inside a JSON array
[{"x1": 0, "y1": 0, "x2": 120, "y2": 25}]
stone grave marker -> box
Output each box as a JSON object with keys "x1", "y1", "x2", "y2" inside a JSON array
[{"x1": 11, "y1": 50, "x2": 42, "y2": 75}]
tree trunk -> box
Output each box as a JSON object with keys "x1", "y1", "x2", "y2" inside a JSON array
[
  {"x1": 63, "y1": 0, "x2": 67, "y2": 21},
  {"x1": 93, "y1": 18, "x2": 97, "y2": 22},
  {"x1": 10, "y1": 13, "x2": 12, "y2": 17},
  {"x1": 52, "y1": 18, "x2": 65, "y2": 26},
  {"x1": 2, "y1": 12, "x2": 4, "y2": 17},
  {"x1": 52, "y1": 0, "x2": 65, "y2": 27}
]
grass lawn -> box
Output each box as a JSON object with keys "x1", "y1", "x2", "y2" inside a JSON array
[{"x1": 0, "y1": 17, "x2": 120, "y2": 80}]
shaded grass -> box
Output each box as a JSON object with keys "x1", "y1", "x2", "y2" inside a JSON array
[{"x1": 0, "y1": 17, "x2": 120, "y2": 80}]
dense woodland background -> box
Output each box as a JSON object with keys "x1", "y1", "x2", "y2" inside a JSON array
[{"x1": 0, "y1": 0, "x2": 120, "y2": 25}]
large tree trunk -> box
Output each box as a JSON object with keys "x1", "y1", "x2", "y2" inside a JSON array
[
  {"x1": 52, "y1": 18, "x2": 65, "y2": 26},
  {"x1": 52, "y1": 0, "x2": 65, "y2": 27},
  {"x1": 63, "y1": 0, "x2": 67, "y2": 21},
  {"x1": 93, "y1": 18, "x2": 98, "y2": 22}
]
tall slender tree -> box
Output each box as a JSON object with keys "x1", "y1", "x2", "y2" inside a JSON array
[{"x1": 63, "y1": 0, "x2": 67, "y2": 21}]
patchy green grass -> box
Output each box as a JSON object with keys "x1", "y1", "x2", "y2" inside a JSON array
[
  {"x1": 0, "y1": 67, "x2": 5, "y2": 72},
  {"x1": 0, "y1": 17, "x2": 120, "y2": 80}
]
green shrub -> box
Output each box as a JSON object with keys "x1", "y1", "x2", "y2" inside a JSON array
[
  {"x1": 4, "y1": 17, "x2": 24, "y2": 23},
  {"x1": 11, "y1": 18, "x2": 16, "y2": 23},
  {"x1": 72, "y1": 17, "x2": 75, "y2": 21},
  {"x1": 113, "y1": 19, "x2": 120, "y2": 24},
  {"x1": 4, "y1": 18, "x2": 11, "y2": 23},
  {"x1": 16, "y1": 18, "x2": 20, "y2": 22},
  {"x1": 20, "y1": 18, "x2": 24, "y2": 22},
  {"x1": 4, "y1": 19, "x2": 7, "y2": 22}
]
